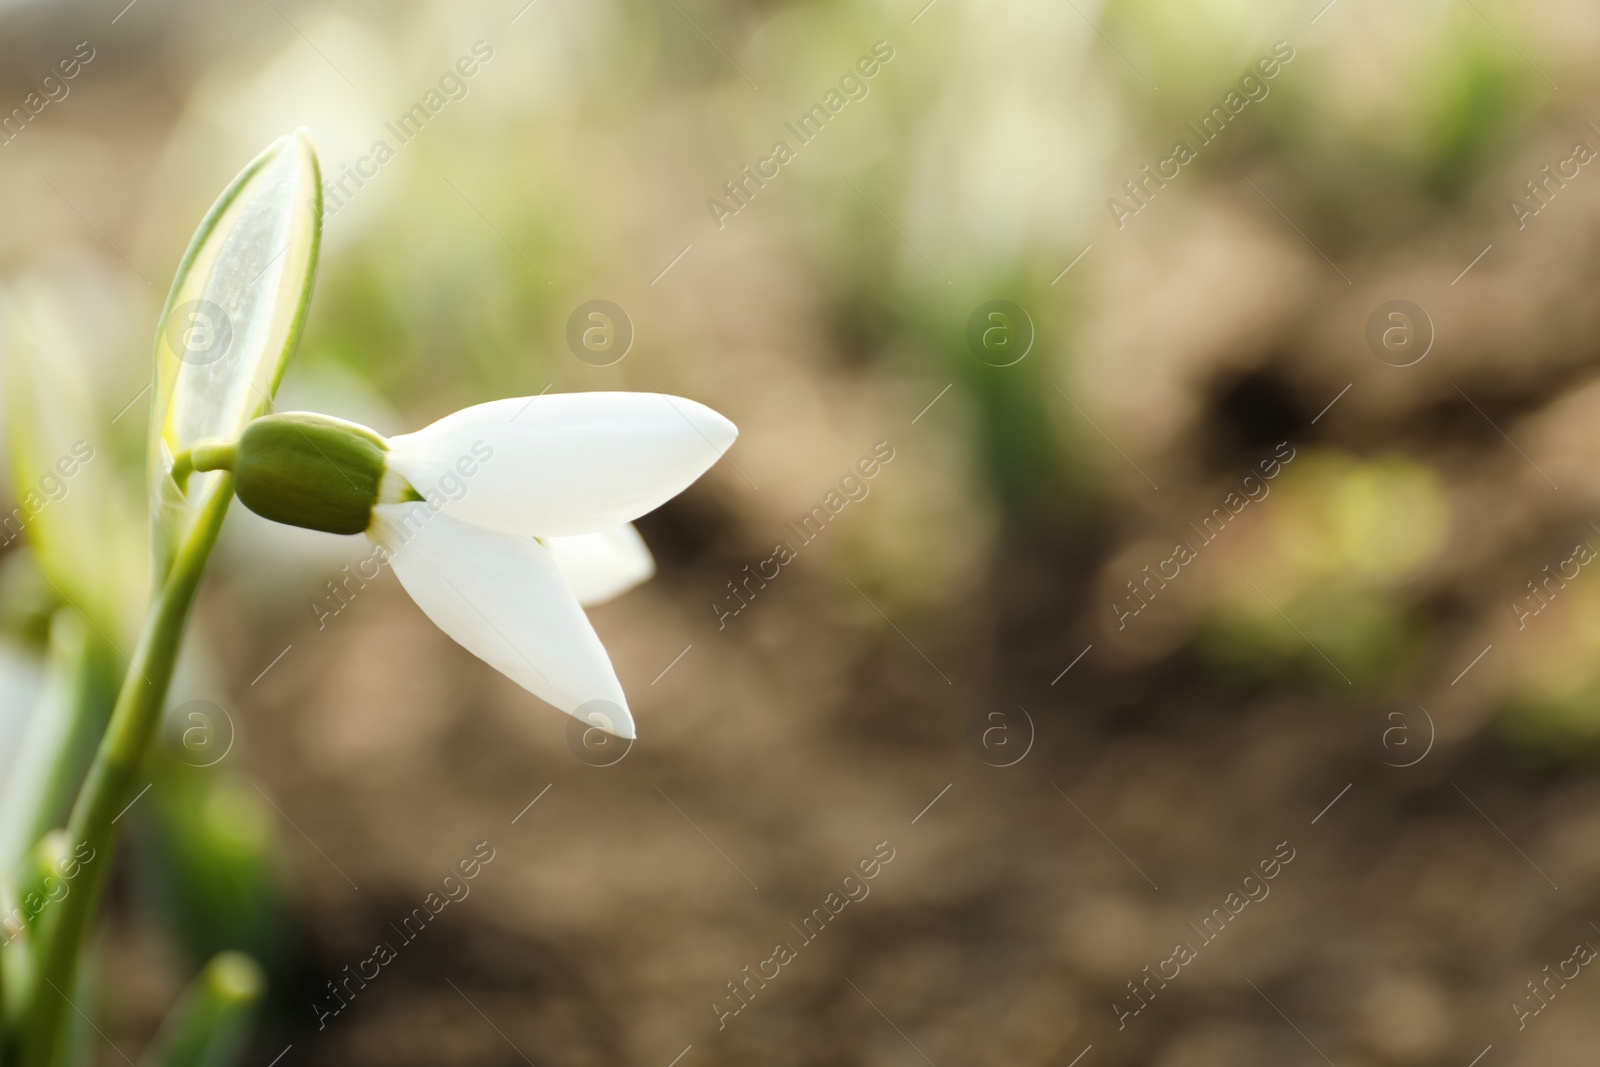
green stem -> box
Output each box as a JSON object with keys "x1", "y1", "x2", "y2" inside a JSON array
[
  {"x1": 137, "y1": 952, "x2": 263, "y2": 1067},
  {"x1": 168, "y1": 440, "x2": 237, "y2": 497},
  {"x1": 19, "y1": 481, "x2": 234, "y2": 1067}
]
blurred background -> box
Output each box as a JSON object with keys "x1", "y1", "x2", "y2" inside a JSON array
[{"x1": 2, "y1": 0, "x2": 1600, "y2": 1063}]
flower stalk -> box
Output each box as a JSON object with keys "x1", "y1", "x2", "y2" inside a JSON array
[
  {"x1": 7, "y1": 129, "x2": 322, "y2": 1066},
  {"x1": 19, "y1": 482, "x2": 233, "y2": 1067}
]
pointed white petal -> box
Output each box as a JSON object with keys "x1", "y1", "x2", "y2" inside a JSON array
[
  {"x1": 544, "y1": 524, "x2": 656, "y2": 606},
  {"x1": 385, "y1": 392, "x2": 738, "y2": 538},
  {"x1": 369, "y1": 503, "x2": 635, "y2": 737}
]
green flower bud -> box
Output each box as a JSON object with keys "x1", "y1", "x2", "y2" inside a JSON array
[{"x1": 203, "y1": 413, "x2": 392, "y2": 535}]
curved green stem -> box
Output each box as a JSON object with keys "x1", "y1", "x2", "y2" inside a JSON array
[
  {"x1": 169, "y1": 440, "x2": 237, "y2": 497},
  {"x1": 19, "y1": 482, "x2": 235, "y2": 1067}
]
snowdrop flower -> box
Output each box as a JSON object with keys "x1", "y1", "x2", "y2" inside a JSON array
[{"x1": 184, "y1": 391, "x2": 737, "y2": 739}]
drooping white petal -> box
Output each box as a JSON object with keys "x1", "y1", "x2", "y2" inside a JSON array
[
  {"x1": 369, "y1": 502, "x2": 635, "y2": 737},
  {"x1": 384, "y1": 392, "x2": 738, "y2": 538},
  {"x1": 544, "y1": 524, "x2": 656, "y2": 606}
]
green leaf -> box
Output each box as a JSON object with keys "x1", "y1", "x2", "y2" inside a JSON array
[
  {"x1": 150, "y1": 131, "x2": 322, "y2": 577},
  {"x1": 0, "y1": 279, "x2": 139, "y2": 625},
  {"x1": 0, "y1": 613, "x2": 110, "y2": 882},
  {"x1": 138, "y1": 952, "x2": 264, "y2": 1067},
  {"x1": 137, "y1": 763, "x2": 288, "y2": 976}
]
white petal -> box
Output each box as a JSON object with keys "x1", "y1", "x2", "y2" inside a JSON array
[
  {"x1": 384, "y1": 392, "x2": 737, "y2": 538},
  {"x1": 369, "y1": 503, "x2": 635, "y2": 737},
  {"x1": 544, "y1": 524, "x2": 656, "y2": 607}
]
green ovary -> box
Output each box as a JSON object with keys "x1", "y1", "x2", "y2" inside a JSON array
[{"x1": 200, "y1": 412, "x2": 390, "y2": 535}]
